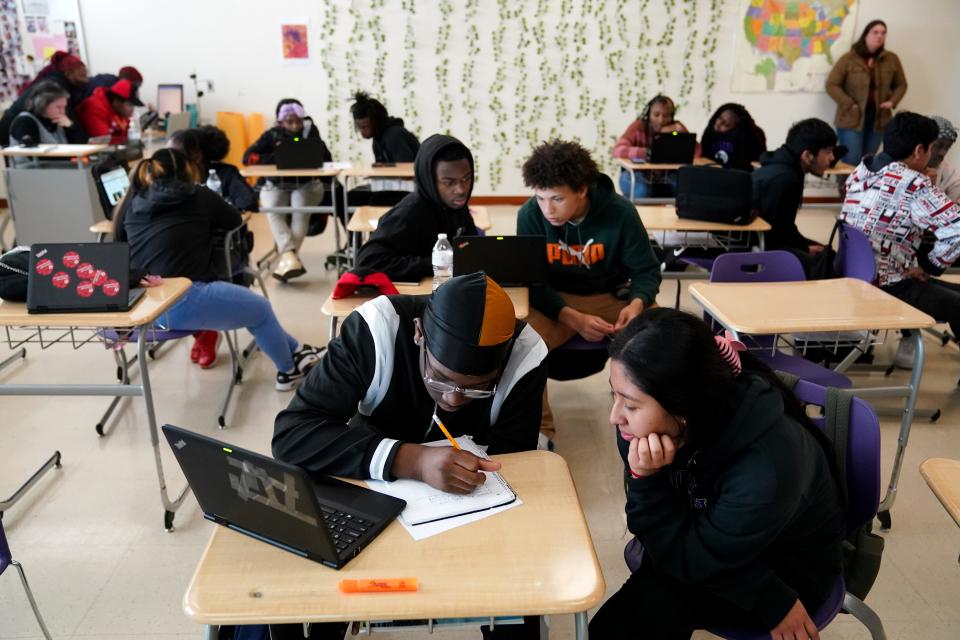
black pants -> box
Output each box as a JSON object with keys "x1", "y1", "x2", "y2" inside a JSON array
[
  {"x1": 883, "y1": 277, "x2": 960, "y2": 338},
  {"x1": 589, "y1": 560, "x2": 767, "y2": 639}
]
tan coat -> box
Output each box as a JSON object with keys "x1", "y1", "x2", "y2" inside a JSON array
[{"x1": 825, "y1": 49, "x2": 907, "y2": 131}]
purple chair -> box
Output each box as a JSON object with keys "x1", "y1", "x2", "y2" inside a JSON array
[
  {"x1": 836, "y1": 223, "x2": 876, "y2": 283},
  {"x1": 1, "y1": 518, "x2": 53, "y2": 639},
  {"x1": 709, "y1": 251, "x2": 852, "y2": 389},
  {"x1": 547, "y1": 335, "x2": 609, "y2": 381}
]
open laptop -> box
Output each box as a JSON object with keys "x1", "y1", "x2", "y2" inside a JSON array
[
  {"x1": 27, "y1": 242, "x2": 145, "y2": 314},
  {"x1": 452, "y1": 235, "x2": 548, "y2": 287},
  {"x1": 162, "y1": 425, "x2": 406, "y2": 570},
  {"x1": 276, "y1": 137, "x2": 327, "y2": 169},
  {"x1": 648, "y1": 131, "x2": 697, "y2": 164},
  {"x1": 94, "y1": 165, "x2": 130, "y2": 217}
]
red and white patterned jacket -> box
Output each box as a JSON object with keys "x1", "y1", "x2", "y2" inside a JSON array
[{"x1": 840, "y1": 159, "x2": 960, "y2": 287}]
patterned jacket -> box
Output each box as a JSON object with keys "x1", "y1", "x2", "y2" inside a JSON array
[{"x1": 840, "y1": 156, "x2": 960, "y2": 287}]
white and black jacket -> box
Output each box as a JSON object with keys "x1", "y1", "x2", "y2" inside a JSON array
[{"x1": 272, "y1": 295, "x2": 548, "y2": 480}]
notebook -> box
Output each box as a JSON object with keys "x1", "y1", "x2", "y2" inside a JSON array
[{"x1": 368, "y1": 437, "x2": 517, "y2": 526}]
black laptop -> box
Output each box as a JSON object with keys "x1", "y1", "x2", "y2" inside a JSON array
[
  {"x1": 276, "y1": 137, "x2": 327, "y2": 170},
  {"x1": 648, "y1": 131, "x2": 697, "y2": 164},
  {"x1": 27, "y1": 242, "x2": 144, "y2": 314},
  {"x1": 452, "y1": 235, "x2": 548, "y2": 287},
  {"x1": 162, "y1": 425, "x2": 406, "y2": 570}
]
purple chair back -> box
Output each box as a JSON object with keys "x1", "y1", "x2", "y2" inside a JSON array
[
  {"x1": 710, "y1": 250, "x2": 806, "y2": 283},
  {"x1": 836, "y1": 223, "x2": 876, "y2": 284},
  {"x1": 0, "y1": 518, "x2": 12, "y2": 576}
]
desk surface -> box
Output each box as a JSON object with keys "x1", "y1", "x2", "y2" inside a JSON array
[
  {"x1": 240, "y1": 165, "x2": 341, "y2": 179},
  {"x1": 824, "y1": 162, "x2": 856, "y2": 176},
  {"x1": 618, "y1": 156, "x2": 714, "y2": 172},
  {"x1": 637, "y1": 205, "x2": 772, "y2": 233},
  {"x1": 0, "y1": 277, "x2": 191, "y2": 328},
  {"x1": 340, "y1": 163, "x2": 416, "y2": 178},
  {"x1": 183, "y1": 451, "x2": 604, "y2": 625},
  {"x1": 920, "y1": 458, "x2": 960, "y2": 528},
  {"x1": 322, "y1": 278, "x2": 528, "y2": 320},
  {"x1": 1, "y1": 143, "x2": 110, "y2": 158},
  {"x1": 689, "y1": 278, "x2": 936, "y2": 334},
  {"x1": 347, "y1": 205, "x2": 491, "y2": 233},
  {"x1": 90, "y1": 219, "x2": 114, "y2": 235}
]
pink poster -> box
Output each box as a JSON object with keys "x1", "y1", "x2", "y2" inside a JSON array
[{"x1": 281, "y1": 24, "x2": 308, "y2": 59}]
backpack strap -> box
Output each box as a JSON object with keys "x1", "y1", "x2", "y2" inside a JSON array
[
  {"x1": 824, "y1": 386, "x2": 853, "y2": 507},
  {"x1": 776, "y1": 371, "x2": 800, "y2": 390}
]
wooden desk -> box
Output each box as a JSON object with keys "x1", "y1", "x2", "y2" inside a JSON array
[
  {"x1": 1, "y1": 143, "x2": 110, "y2": 159},
  {"x1": 347, "y1": 205, "x2": 491, "y2": 233},
  {"x1": 920, "y1": 457, "x2": 960, "y2": 564},
  {"x1": 321, "y1": 278, "x2": 528, "y2": 338},
  {"x1": 239, "y1": 165, "x2": 341, "y2": 179},
  {"x1": 0, "y1": 277, "x2": 193, "y2": 529},
  {"x1": 824, "y1": 161, "x2": 856, "y2": 176},
  {"x1": 183, "y1": 451, "x2": 604, "y2": 638},
  {"x1": 690, "y1": 278, "x2": 935, "y2": 527},
  {"x1": 618, "y1": 157, "x2": 714, "y2": 204},
  {"x1": 340, "y1": 163, "x2": 416, "y2": 179},
  {"x1": 637, "y1": 204, "x2": 771, "y2": 235},
  {"x1": 90, "y1": 219, "x2": 114, "y2": 242}
]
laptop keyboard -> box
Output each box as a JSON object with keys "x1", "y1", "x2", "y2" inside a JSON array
[{"x1": 319, "y1": 505, "x2": 375, "y2": 556}]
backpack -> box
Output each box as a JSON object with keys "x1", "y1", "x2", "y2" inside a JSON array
[
  {"x1": 0, "y1": 247, "x2": 30, "y2": 302},
  {"x1": 778, "y1": 372, "x2": 885, "y2": 600}
]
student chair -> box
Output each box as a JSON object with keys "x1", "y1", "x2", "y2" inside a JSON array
[
  {"x1": 216, "y1": 112, "x2": 248, "y2": 169},
  {"x1": 547, "y1": 335, "x2": 610, "y2": 381},
  {"x1": 707, "y1": 379, "x2": 887, "y2": 640},
  {"x1": 245, "y1": 112, "x2": 266, "y2": 149},
  {"x1": 0, "y1": 452, "x2": 61, "y2": 520},
  {"x1": 835, "y1": 223, "x2": 876, "y2": 283},
  {"x1": 1, "y1": 518, "x2": 54, "y2": 639},
  {"x1": 708, "y1": 250, "x2": 852, "y2": 389}
]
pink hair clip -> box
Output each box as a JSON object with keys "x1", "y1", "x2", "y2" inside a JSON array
[{"x1": 714, "y1": 330, "x2": 747, "y2": 376}]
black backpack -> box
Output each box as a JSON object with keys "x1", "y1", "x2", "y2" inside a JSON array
[
  {"x1": 0, "y1": 247, "x2": 29, "y2": 302},
  {"x1": 676, "y1": 165, "x2": 755, "y2": 225}
]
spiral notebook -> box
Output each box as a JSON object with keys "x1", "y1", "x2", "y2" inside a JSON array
[{"x1": 366, "y1": 436, "x2": 517, "y2": 526}]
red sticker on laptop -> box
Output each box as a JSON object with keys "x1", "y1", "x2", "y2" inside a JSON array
[
  {"x1": 91, "y1": 269, "x2": 108, "y2": 286},
  {"x1": 35, "y1": 258, "x2": 54, "y2": 275},
  {"x1": 76, "y1": 263, "x2": 94, "y2": 279},
  {"x1": 77, "y1": 281, "x2": 95, "y2": 298},
  {"x1": 52, "y1": 272, "x2": 70, "y2": 288},
  {"x1": 62, "y1": 251, "x2": 80, "y2": 268}
]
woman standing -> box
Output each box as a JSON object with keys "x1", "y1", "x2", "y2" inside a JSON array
[{"x1": 826, "y1": 20, "x2": 907, "y2": 164}]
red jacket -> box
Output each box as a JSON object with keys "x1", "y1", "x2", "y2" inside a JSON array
[{"x1": 76, "y1": 87, "x2": 129, "y2": 144}]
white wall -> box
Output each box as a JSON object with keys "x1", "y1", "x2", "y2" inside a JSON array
[{"x1": 77, "y1": 0, "x2": 960, "y2": 196}]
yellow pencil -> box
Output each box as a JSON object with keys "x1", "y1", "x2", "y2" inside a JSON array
[{"x1": 432, "y1": 414, "x2": 461, "y2": 450}]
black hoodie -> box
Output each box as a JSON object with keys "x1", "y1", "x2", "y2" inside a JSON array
[
  {"x1": 354, "y1": 134, "x2": 478, "y2": 282},
  {"x1": 619, "y1": 374, "x2": 843, "y2": 629},
  {"x1": 752, "y1": 145, "x2": 819, "y2": 251},
  {"x1": 372, "y1": 117, "x2": 420, "y2": 163},
  {"x1": 116, "y1": 180, "x2": 242, "y2": 282}
]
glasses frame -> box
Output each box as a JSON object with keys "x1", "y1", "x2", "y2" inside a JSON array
[{"x1": 419, "y1": 338, "x2": 499, "y2": 399}]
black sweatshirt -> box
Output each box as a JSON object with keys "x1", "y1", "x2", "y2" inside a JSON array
[
  {"x1": 619, "y1": 374, "x2": 843, "y2": 630},
  {"x1": 209, "y1": 161, "x2": 259, "y2": 212},
  {"x1": 116, "y1": 180, "x2": 242, "y2": 282},
  {"x1": 354, "y1": 134, "x2": 478, "y2": 282},
  {"x1": 752, "y1": 146, "x2": 819, "y2": 251},
  {"x1": 372, "y1": 117, "x2": 420, "y2": 162},
  {"x1": 272, "y1": 294, "x2": 548, "y2": 480}
]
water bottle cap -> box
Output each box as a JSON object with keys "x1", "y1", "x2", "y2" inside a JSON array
[
  {"x1": 209, "y1": 169, "x2": 217, "y2": 175},
  {"x1": 437, "y1": 233, "x2": 447, "y2": 239}
]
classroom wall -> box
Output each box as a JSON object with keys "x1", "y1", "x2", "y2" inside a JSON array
[{"x1": 77, "y1": 0, "x2": 960, "y2": 196}]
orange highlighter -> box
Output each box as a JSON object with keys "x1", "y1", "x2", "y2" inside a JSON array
[{"x1": 340, "y1": 578, "x2": 419, "y2": 593}]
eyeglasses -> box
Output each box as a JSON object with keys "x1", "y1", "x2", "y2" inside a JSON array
[{"x1": 419, "y1": 341, "x2": 498, "y2": 399}]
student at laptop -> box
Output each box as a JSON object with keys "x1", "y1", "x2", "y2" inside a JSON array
[
  {"x1": 589, "y1": 309, "x2": 842, "y2": 639},
  {"x1": 700, "y1": 103, "x2": 767, "y2": 171},
  {"x1": 354, "y1": 134, "x2": 478, "y2": 282},
  {"x1": 113, "y1": 148, "x2": 322, "y2": 388},
  {"x1": 518, "y1": 139, "x2": 661, "y2": 443},
  {"x1": 273, "y1": 272, "x2": 546, "y2": 639},
  {"x1": 753, "y1": 118, "x2": 837, "y2": 265},
  {"x1": 351, "y1": 91, "x2": 420, "y2": 162},
  {"x1": 6, "y1": 80, "x2": 87, "y2": 147},
  {"x1": 0, "y1": 51, "x2": 87, "y2": 144},
  {"x1": 840, "y1": 112, "x2": 960, "y2": 368},
  {"x1": 243, "y1": 98, "x2": 332, "y2": 282},
  {"x1": 75, "y1": 78, "x2": 142, "y2": 145},
  {"x1": 612, "y1": 94, "x2": 693, "y2": 199},
  {"x1": 168, "y1": 126, "x2": 258, "y2": 212}
]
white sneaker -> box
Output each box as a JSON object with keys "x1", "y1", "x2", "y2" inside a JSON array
[
  {"x1": 537, "y1": 432, "x2": 555, "y2": 451},
  {"x1": 276, "y1": 345, "x2": 325, "y2": 391},
  {"x1": 273, "y1": 251, "x2": 306, "y2": 282},
  {"x1": 894, "y1": 337, "x2": 915, "y2": 370}
]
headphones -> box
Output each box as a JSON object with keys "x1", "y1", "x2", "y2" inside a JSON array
[{"x1": 641, "y1": 95, "x2": 676, "y2": 122}]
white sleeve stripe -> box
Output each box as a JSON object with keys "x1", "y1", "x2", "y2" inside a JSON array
[
  {"x1": 489, "y1": 324, "x2": 548, "y2": 424},
  {"x1": 356, "y1": 296, "x2": 401, "y2": 416},
  {"x1": 369, "y1": 438, "x2": 400, "y2": 481}
]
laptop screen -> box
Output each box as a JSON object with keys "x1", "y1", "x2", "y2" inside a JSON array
[
  {"x1": 100, "y1": 167, "x2": 130, "y2": 207},
  {"x1": 157, "y1": 83, "x2": 184, "y2": 116}
]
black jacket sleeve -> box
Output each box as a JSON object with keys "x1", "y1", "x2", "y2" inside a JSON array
[
  {"x1": 355, "y1": 208, "x2": 434, "y2": 282},
  {"x1": 242, "y1": 129, "x2": 278, "y2": 165},
  {"x1": 621, "y1": 444, "x2": 800, "y2": 630},
  {"x1": 272, "y1": 312, "x2": 402, "y2": 479},
  {"x1": 219, "y1": 165, "x2": 259, "y2": 212},
  {"x1": 759, "y1": 173, "x2": 817, "y2": 251},
  {"x1": 380, "y1": 127, "x2": 420, "y2": 163},
  {"x1": 483, "y1": 360, "x2": 546, "y2": 455},
  {"x1": 198, "y1": 189, "x2": 244, "y2": 232}
]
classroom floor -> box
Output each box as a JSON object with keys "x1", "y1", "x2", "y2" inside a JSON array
[{"x1": 1, "y1": 205, "x2": 958, "y2": 640}]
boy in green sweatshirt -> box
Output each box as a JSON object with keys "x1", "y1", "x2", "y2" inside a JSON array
[{"x1": 517, "y1": 139, "x2": 661, "y2": 441}]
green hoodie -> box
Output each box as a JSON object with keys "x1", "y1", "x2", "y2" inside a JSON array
[{"x1": 516, "y1": 174, "x2": 661, "y2": 319}]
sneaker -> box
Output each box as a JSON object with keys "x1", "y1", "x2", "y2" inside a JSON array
[
  {"x1": 273, "y1": 251, "x2": 306, "y2": 282},
  {"x1": 189, "y1": 332, "x2": 202, "y2": 363},
  {"x1": 894, "y1": 337, "x2": 915, "y2": 370},
  {"x1": 275, "y1": 345, "x2": 325, "y2": 391},
  {"x1": 537, "y1": 432, "x2": 556, "y2": 452},
  {"x1": 196, "y1": 331, "x2": 222, "y2": 369}
]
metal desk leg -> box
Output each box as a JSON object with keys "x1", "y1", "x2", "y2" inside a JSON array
[
  {"x1": 0, "y1": 451, "x2": 61, "y2": 517},
  {"x1": 203, "y1": 624, "x2": 218, "y2": 640},
  {"x1": 0, "y1": 347, "x2": 26, "y2": 373},
  {"x1": 575, "y1": 611, "x2": 588, "y2": 639},
  {"x1": 759, "y1": 231, "x2": 765, "y2": 251},
  {"x1": 137, "y1": 329, "x2": 190, "y2": 531},
  {"x1": 876, "y1": 329, "x2": 925, "y2": 529}
]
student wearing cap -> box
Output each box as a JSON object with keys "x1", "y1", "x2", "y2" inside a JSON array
[
  {"x1": 273, "y1": 272, "x2": 547, "y2": 638},
  {"x1": 929, "y1": 116, "x2": 960, "y2": 202},
  {"x1": 82, "y1": 65, "x2": 143, "y2": 100},
  {"x1": 75, "y1": 77, "x2": 143, "y2": 144},
  {"x1": 354, "y1": 134, "x2": 477, "y2": 282}
]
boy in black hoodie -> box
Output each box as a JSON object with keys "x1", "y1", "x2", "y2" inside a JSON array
[
  {"x1": 351, "y1": 91, "x2": 420, "y2": 163},
  {"x1": 753, "y1": 118, "x2": 837, "y2": 261},
  {"x1": 354, "y1": 134, "x2": 477, "y2": 282}
]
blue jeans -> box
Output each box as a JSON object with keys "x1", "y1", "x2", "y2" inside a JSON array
[
  {"x1": 837, "y1": 106, "x2": 883, "y2": 165},
  {"x1": 158, "y1": 281, "x2": 299, "y2": 372},
  {"x1": 619, "y1": 168, "x2": 677, "y2": 201}
]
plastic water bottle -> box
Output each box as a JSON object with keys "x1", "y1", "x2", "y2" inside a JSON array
[
  {"x1": 206, "y1": 169, "x2": 222, "y2": 195},
  {"x1": 127, "y1": 112, "x2": 141, "y2": 141},
  {"x1": 432, "y1": 233, "x2": 453, "y2": 291}
]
